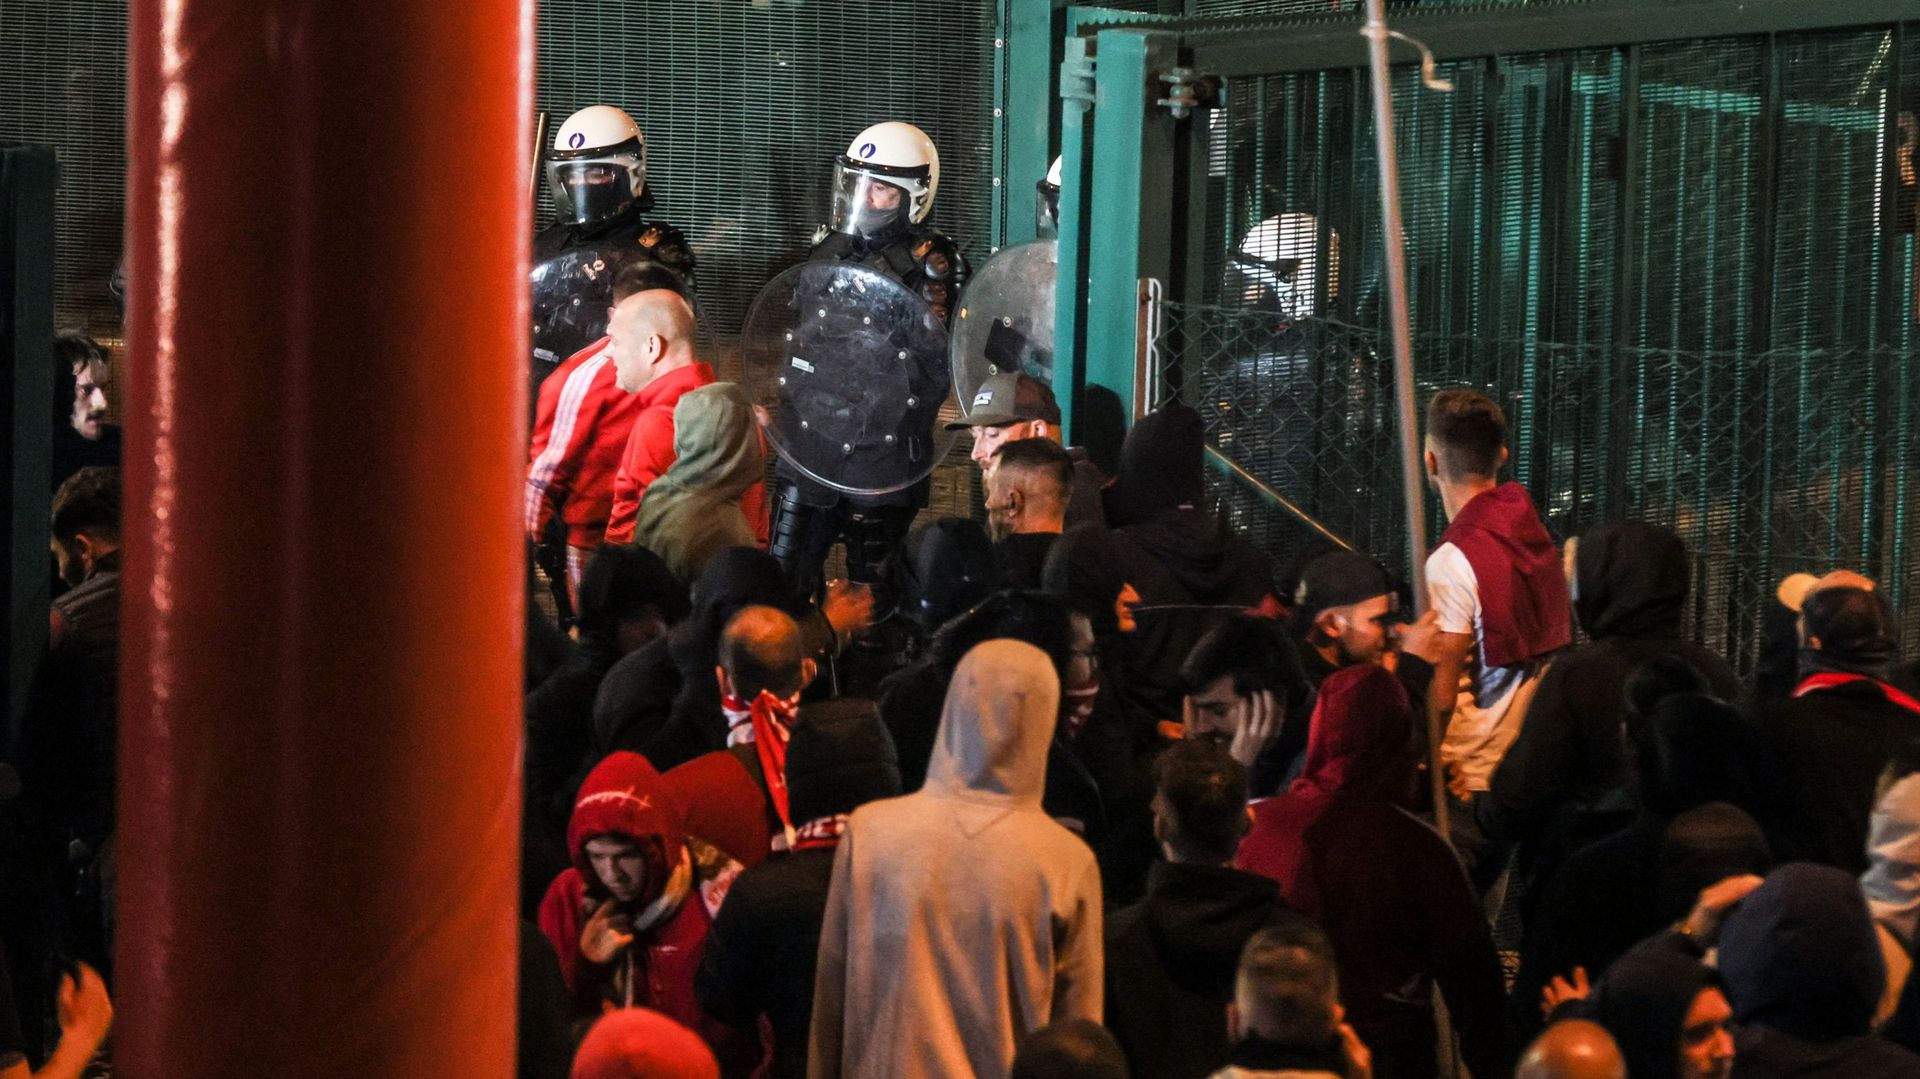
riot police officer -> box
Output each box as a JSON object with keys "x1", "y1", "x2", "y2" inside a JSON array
[
  {"x1": 769, "y1": 121, "x2": 969, "y2": 604},
  {"x1": 530, "y1": 105, "x2": 696, "y2": 391}
]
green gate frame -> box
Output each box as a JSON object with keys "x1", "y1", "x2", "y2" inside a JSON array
[{"x1": 1001, "y1": 0, "x2": 1920, "y2": 473}]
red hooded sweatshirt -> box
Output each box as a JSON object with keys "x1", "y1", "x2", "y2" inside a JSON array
[
  {"x1": 1238, "y1": 664, "x2": 1509, "y2": 1079},
  {"x1": 538, "y1": 752, "x2": 736, "y2": 1044}
]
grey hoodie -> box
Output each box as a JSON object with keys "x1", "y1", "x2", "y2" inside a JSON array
[{"x1": 809, "y1": 639, "x2": 1104, "y2": 1078}]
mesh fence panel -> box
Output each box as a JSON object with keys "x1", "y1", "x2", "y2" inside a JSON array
[{"x1": 1159, "y1": 24, "x2": 1920, "y2": 670}]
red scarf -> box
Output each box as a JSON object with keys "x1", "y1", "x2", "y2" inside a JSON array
[
  {"x1": 721, "y1": 689, "x2": 800, "y2": 833},
  {"x1": 791, "y1": 814, "x2": 849, "y2": 851},
  {"x1": 1793, "y1": 671, "x2": 1920, "y2": 715}
]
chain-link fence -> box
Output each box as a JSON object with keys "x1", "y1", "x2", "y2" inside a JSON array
[{"x1": 1154, "y1": 303, "x2": 1920, "y2": 670}]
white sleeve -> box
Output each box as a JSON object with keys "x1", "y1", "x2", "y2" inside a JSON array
[{"x1": 1425, "y1": 542, "x2": 1480, "y2": 636}]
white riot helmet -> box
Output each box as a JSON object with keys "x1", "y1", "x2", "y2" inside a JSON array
[
  {"x1": 546, "y1": 105, "x2": 648, "y2": 227},
  {"x1": 1227, "y1": 213, "x2": 1340, "y2": 320},
  {"x1": 831, "y1": 121, "x2": 940, "y2": 238},
  {"x1": 1035, "y1": 155, "x2": 1063, "y2": 238}
]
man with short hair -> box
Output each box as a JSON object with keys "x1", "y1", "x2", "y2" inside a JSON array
[
  {"x1": 1290, "y1": 552, "x2": 1397, "y2": 682},
  {"x1": 51, "y1": 333, "x2": 121, "y2": 490},
  {"x1": 948, "y1": 372, "x2": 1105, "y2": 530},
  {"x1": 1421, "y1": 388, "x2": 1570, "y2": 871},
  {"x1": 1107, "y1": 741, "x2": 1288, "y2": 1079},
  {"x1": 987, "y1": 436, "x2": 1073, "y2": 589},
  {"x1": 664, "y1": 605, "x2": 817, "y2": 867},
  {"x1": 602, "y1": 290, "x2": 766, "y2": 546},
  {"x1": 12, "y1": 467, "x2": 123, "y2": 994},
  {"x1": 1211, "y1": 918, "x2": 1371, "y2": 1079},
  {"x1": 1180, "y1": 615, "x2": 1312, "y2": 798}
]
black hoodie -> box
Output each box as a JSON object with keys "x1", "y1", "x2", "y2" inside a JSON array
[
  {"x1": 1718, "y1": 863, "x2": 1920, "y2": 1077},
  {"x1": 1480, "y1": 521, "x2": 1739, "y2": 857},
  {"x1": 1104, "y1": 861, "x2": 1291, "y2": 1079}
]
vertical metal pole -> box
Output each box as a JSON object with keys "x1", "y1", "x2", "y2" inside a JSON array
[
  {"x1": 121, "y1": 0, "x2": 531, "y2": 1074},
  {"x1": 1361, "y1": 0, "x2": 1442, "y2": 833}
]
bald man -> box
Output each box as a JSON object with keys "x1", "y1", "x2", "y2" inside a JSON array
[
  {"x1": 1515, "y1": 1021, "x2": 1627, "y2": 1079},
  {"x1": 662, "y1": 605, "x2": 818, "y2": 867},
  {"x1": 604, "y1": 289, "x2": 768, "y2": 545}
]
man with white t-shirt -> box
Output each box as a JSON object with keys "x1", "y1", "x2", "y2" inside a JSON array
[{"x1": 1421, "y1": 389, "x2": 1571, "y2": 881}]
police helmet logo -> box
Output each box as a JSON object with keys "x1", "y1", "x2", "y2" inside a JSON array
[
  {"x1": 859, "y1": 141, "x2": 878, "y2": 159},
  {"x1": 568, "y1": 132, "x2": 586, "y2": 149}
]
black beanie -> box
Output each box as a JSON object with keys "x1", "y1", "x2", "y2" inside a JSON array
[{"x1": 786, "y1": 698, "x2": 903, "y2": 825}]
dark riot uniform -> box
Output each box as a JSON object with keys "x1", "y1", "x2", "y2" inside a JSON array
[
  {"x1": 529, "y1": 203, "x2": 696, "y2": 394},
  {"x1": 768, "y1": 224, "x2": 968, "y2": 602}
]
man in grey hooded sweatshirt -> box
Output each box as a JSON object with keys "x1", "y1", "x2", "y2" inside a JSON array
[{"x1": 809, "y1": 639, "x2": 1104, "y2": 1078}]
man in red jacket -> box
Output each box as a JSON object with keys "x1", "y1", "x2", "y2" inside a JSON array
[
  {"x1": 526, "y1": 263, "x2": 677, "y2": 595},
  {"x1": 601, "y1": 292, "x2": 768, "y2": 549}
]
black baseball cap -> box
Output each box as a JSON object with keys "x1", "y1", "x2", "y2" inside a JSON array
[
  {"x1": 1292, "y1": 551, "x2": 1396, "y2": 619},
  {"x1": 946, "y1": 372, "x2": 1062, "y2": 429}
]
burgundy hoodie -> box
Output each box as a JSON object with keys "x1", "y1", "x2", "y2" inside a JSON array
[{"x1": 1437, "y1": 482, "x2": 1571, "y2": 668}]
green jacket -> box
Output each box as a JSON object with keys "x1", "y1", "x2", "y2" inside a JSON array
[{"x1": 632, "y1": 382, "x2": 765, "y2": 582}]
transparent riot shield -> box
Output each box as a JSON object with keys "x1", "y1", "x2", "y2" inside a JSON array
[
  {"x1": 948, "y1": 239, "x2": 1056, "y2": 415},
  {"x1": 740, "y1": 262, "x2": 959, "y2": 496}
]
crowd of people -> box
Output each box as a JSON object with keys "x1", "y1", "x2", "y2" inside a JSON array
[{"x1": 8, "y1": 294, "x2": 1920, "y2": 1079}]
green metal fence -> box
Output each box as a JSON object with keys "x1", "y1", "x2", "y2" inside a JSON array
[{"x1": 1120, "y1": 8, "x2": 1920, "y2": 668}]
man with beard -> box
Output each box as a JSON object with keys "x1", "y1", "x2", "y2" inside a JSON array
[{"x1": 985, "y1": 436, "x2": 1073, "y2": 589}]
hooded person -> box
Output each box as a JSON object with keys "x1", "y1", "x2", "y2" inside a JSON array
[
  {"x1": 1591, "y1": 934, "x2": 1736, "y2": 1079},
  {"x1": 1750, "y1": 586, "x2": 1920, "y2": 872},
  {"x1": 631, "y1": 383, "x2": 766, "y2": 585},
  {"x1": 1236, "y1": 663, "x2": 1508, "y2": 1079},
  {"x1": 1101, "y1": 404, "x2": 1275, "y2": 612},
  {"x1": 526, "y1": 545, "x2": 691, "y2": 906},
  {"x1": 1514, "y1": 664, "x2": 1769, "y2": 1043},
  {"x1": 1864, "y1": 771, "x2": 1920, "y2": 1032},
  {"x1": 1716, "y1": 863, "x2": 1920, "y2": 1077},
  {"x1": 570, "y1": 1007, "x2": 720, "y2": 1079},
  {"x1": 694, "y1": 699, "x2": 903, "y2": 1079},
  {"x1": 809, "y1": 640, "x2": 1104, "y2": 1079},
  {"x1": 536, "y1": 753, "x2": 762, "y2": 1068},
  {"x1": 1477, "y1": 522, "x2": 1740, "y2": 877}
]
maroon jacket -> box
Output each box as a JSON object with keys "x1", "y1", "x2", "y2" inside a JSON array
[{"x1": 1437, "y1": 482, "x2": 1571, "y2": 668}]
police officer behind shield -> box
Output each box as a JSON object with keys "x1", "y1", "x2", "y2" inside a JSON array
[
  {"x1": 769, "y1": 121, "x2": 970, "y2": 607},
  {"x1": 530, "y1": 105, "x2": 697, "y2": 392}
]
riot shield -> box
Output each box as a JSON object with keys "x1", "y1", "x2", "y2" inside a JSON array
[
  {"x1": 949, "y1": 239, "x2": 1056, "y2": 413},
  {"x1": 740, "y1": 262, "x2": 959, "y2": 497}
]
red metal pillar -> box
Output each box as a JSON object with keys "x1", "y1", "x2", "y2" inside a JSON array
[{"x1": 120, "y1": 2, "x2": 531, "y2": 1075}]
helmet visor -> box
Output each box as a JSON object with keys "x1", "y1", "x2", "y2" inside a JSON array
[
  {"x1": 830, "y1": 162, "x2": 912, "y2": 237},
  {"x1": 547, "y1": 152, "x2": 639, "y2": 226},
  {"x1": 1035, "y1": 180, "x2": 1061, "y2": 240}
]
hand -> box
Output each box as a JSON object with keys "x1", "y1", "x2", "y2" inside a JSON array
[
  {"x1": 1394, "y1": 609, "x2": 1443, "y2": 665},
  {"x1": 56, "y1": 962, "x2": 113, "y2": 1046},
  {"x1": 822, "y1": 579, "x2": 875, "y2": 642},
  {"x1": 1337, "y1": 1021, "x2": 1373, "y2": 1079},
  {"x1": 1445, "y1": 760, "x2": 1473, "y2": 802},
  {"x1": 1227, "y1": 689, "x2": 1283, "y2": 770},
  {"x1": 580, "y1": 900, "x2": 635, "y2": 964},
  {"x1": 1679, "y1": 874, "x2": 1765, "y2": 946},
  {"x1": 1540, "y1": 966, "x2": 1591, "y2": 1018}
]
